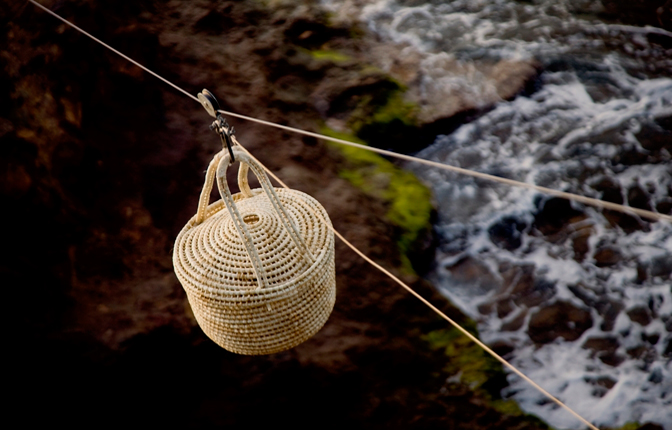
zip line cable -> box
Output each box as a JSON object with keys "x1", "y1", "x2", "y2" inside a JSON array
[
  {"x1": 235, "y1": 142, "x2": 600, "y2": 430},
  {"x1": 25, "y1": 2, "x2": 670, "y2": 428},
  {"x1": 27, "y1": 0, "x2": 671, "y2": 225},
  {"x1": 218, "y1": 110, "x2": 672, "y2": 223},
  {"x1": 27, "y1": 0, "x2": 200, "y2": 104}
]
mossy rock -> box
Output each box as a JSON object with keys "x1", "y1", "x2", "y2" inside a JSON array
[
  {"x1": 322, "y1": 128, "x2": 433, "y2": 273},
  {"x1": 308, "y1": 49, "x2": 352, "y2": 64},
  {"x1": 423, "y1": 326, "x2": 551, "y2": 427},
  {"x1": 343, "y1": 80, "x2": 422, "y2": 153},
  {"x1": 422, "y1": 324, "x2": 506, "y2": 392}
]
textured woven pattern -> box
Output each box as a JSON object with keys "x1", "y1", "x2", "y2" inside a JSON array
[{"x1": 173, "y1": 148, "x2": 336, "y2": 355}]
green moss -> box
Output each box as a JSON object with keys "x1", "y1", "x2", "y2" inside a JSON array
[
  {"x1": 491, "y1": 399, "x2": 525, "y2": 417},
  {"x1": 423, "y1": 325, "x2": 503, "y2": 390},
  {"x1": 317, "y1": 67, "x2": 428, "y2": 273},
  {"x1": 321, "y1": 127, "x2": 433, "y2": 273},
  {"x1": 309, "y1": 49, "x2": 352, "y2": 64},
  {"x1": 346, "y1": 84, "x2": 418, "y2": 134},
  {"x1": 348, "y1": 25, "x2": 366, "y2": 39},
  {"x1": 386, "y1": 170, "x2": 432, "y2": 257},
  {"x1": 423, "y1": 326, "x2": 551, "y2": 428},
  {"x1": 609, "y1": 423, "x2": 641, "y2": 430},
  {"x1": 371, "y1": 91, "x2": 418, "y2": 126},
  {"x1": 359, "y1": 64, "x2": 386, "y2": 76}
]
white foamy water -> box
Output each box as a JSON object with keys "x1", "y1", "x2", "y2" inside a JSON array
[{"x1": 323, "y1": 0, "x2": 672, "y2": 428}]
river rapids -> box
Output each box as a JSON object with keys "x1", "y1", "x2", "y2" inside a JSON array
[{"x1": 323, "y1": 0, "x2": 672, "y2": 428}]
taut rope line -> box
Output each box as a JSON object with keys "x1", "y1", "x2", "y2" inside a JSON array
[
  {"x1": 235, "y1": 143, "x2": 600, "y2": 430},
  {"x1": 27, "y1": 0, "x2": 200, "y2": 104},
  {"x1": 219, "y1": 112, "x2": 671, "y2": 224},
  {"x1": 27, "y1": 0, "x2": 671, "y2": 224}
]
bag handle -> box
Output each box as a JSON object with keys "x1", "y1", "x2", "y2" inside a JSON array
[
  {"x1": 194, "y1": 148, "x2": 315, "y2": 290},
  {"x1": 195, "y1": 151, "x2": 224, "y2": 225}
]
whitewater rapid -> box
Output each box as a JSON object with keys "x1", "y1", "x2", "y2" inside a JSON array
[{"x1": 323, "y1": 0, "x2": 672, "y2": 428}]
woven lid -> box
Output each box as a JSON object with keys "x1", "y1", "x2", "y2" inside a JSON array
[{"x1": 173, "y1": 147, "x2": 336, "y2": 354}]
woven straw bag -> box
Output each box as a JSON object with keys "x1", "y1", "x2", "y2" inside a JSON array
[{"x1": 173, "y1": 147, "x2": 336, "y2": 355}]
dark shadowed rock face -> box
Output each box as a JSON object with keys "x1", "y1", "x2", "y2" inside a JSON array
[
  {"x1": 600, "y1": 0, "x2": 672, "y2": 30},
  {"x1": 488, "y1": 216, "x2": 527, "y2": 251},
  {"x1": 528, "y1": 301, "x2": 593, "y2": 344},
  {"x1": 533, "y1": 197, "x2": 585, "y2": 238}
]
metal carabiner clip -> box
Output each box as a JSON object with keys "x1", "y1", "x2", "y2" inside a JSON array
[{"x1": 198, "y1": 89, "x2": 236, "y2": 164}]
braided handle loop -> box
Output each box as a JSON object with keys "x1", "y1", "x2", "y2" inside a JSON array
[
  {"x1": 194, "y1": 148, "x2": 315, "y2": 290},
  {"x1": 195, "y1": 151, "x2": 223, "y2": 225}
]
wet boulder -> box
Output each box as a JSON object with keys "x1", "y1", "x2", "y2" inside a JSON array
[
  {"x1": 568, "y1": 284, "x2": 624, "y2": 332},
  {"x1": 533, "y1": 197, "x2": 585, "y2": 238},
  {"x1": 584, "y1": 375, "x2": 617, "y2": 398},
  {"x1": 627, "y1": 305, "x2": 653, "y2": 326},
  {"x1": 637, "y1": 253, "x2": 672, "y2": 283},
  {"x1": 593, "y1": 246, "x2": 622, "y2": 267},
  {"x1": 488, "y1": 216, "x2": 527, "y2": 250},
  {"x1": 589, "y1": 176, "x2": 624, "y2": 204},
  {"x1": 582, "y1": 336, "x2": 625, "y2": 367},
  {"x1": 528, "y1": 301, "x2": 593, "y2": 344},
  {"x1": 444, "y1": 255, "x2": 502, "y2": 295}
]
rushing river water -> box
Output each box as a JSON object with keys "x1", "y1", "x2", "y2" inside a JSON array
[{"x1": 323, "y1": 0, "x2": 672, "y2": 428}]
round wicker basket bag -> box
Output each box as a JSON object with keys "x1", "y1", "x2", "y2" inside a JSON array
[{"x1": 173, "y1": 147, "x2": 336, "y2": 355}]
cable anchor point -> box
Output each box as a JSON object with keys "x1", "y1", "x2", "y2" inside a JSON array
[{"x1": 198, "y1": 89, "x2": 236, "y2": 163}]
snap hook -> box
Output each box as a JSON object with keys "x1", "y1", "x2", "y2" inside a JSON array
[{"x1": 198, "y1": 89, "x2": 236, "y2": 163}]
